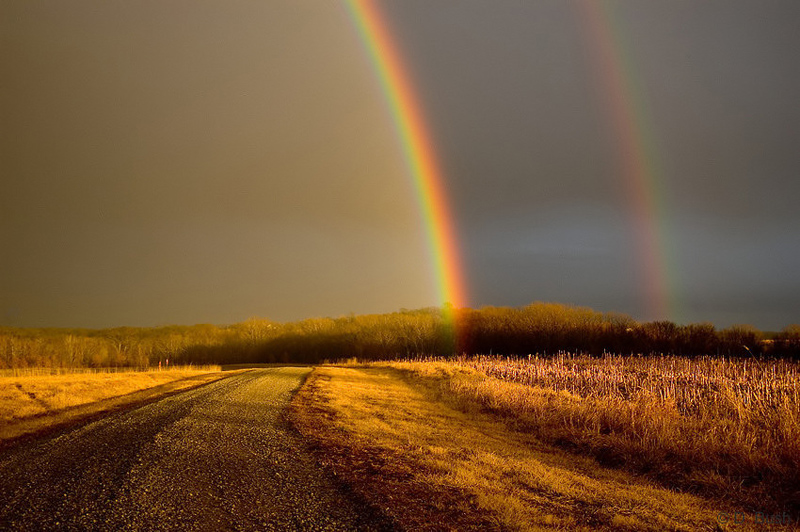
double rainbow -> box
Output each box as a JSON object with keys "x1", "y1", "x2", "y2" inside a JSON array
[{"x1": 346, "y1": 0, "x2": 678, "y2": 324}]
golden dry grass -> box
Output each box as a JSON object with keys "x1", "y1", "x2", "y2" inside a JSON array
[
  {"x1": 387, "y1": 356, "x2": 800, "y2": 515},
  {"x1": 0, "y1": 366, "x2": 225, "y2": 443},
  {"x1": 0, "y1": 364, "x2": 221, "y2": 378},
  {"x1": 291, "y1": 365, "x2": 783, "y2": 531}
]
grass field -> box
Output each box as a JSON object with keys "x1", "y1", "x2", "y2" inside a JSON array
[
  {"x1": 292, "y1": 358, "x2": 800, "y2": 531},
  {"x1": 388, "y1": 355, "x2": 800, "y2": 515},
  {"x1": 4, "y1": 355, "x2": 796, "y2": 529},
  {"x1": 0, "y1": 365, "x2": 225, "y2": 443},
  {"x1": 292, "y1": 366, "x2": 727, "y2": 530}
]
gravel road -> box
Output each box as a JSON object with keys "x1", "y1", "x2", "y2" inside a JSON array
[{"x1": 0, "y1": 367, "x2": 387, "y2": 531}]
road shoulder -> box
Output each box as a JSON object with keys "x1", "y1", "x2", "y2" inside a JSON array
[{"x1": 290, "y1": 366, "x2": 737, "y2": 531}]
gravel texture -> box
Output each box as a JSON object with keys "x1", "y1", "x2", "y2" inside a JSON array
[{"x1": 0, "y1": 367, "x2": 383, "y2": 531}]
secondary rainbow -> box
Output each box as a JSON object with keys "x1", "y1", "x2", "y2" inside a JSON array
[
  {"x1": 578, "y1": 0, "x2": 680, "y2": 322},
  {"x1": 345, "y1": 0, "x2": 467, "y2": 312}
]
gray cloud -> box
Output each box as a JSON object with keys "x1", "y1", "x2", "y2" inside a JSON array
[{"x1": 2, "y1": 0, "x2": 798, "y2": 329}]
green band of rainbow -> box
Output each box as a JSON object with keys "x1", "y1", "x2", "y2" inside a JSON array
[
  {"x1": 345, "y1": 0, "x2": 467, "y2": 314},
  {"x1": 578, "y1": 0, "x2": 680, "y2": 322}
]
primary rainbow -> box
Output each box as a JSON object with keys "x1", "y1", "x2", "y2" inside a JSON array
[
  {"x1": 578, "y1": 0, "x2": 680, "y2": 322},
  {"x1": 345, "y1": 0, "x2": 467, "y2": 313}
]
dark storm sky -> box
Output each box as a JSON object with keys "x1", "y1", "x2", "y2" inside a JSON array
[{"x1": 2, "y1": 1, "x2": 799, "y2": 329}]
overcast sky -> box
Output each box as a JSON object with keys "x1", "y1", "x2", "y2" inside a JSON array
[{"x1": 2, "y1": 0, "x2": 799, "y2": 330}]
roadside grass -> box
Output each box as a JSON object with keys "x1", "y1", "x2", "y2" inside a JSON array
[
  {"x1": 0, "y1": 364, "x2": 220, "y2": 378},
  {"x1": 291, "y1": 366, "x2": 756, "y2": 531},
  {"x1": 388, "y1": 356, "x2": 800, "y2": 516},
  {"x1": 0, "y1": 365, "x2": 225, "y2": 444}
]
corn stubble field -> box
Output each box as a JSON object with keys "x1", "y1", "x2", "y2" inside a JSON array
[{"x1": 388, "y1": 354, "x2": 800, "y2": 515}]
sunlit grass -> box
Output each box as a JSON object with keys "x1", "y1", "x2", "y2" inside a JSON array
[
  {"x1": 383, "y1": 355, "x2": 800, "y2": 514},
  {"x1": 292, "y1": 366, "x2": 738, "y2": 531},
  {"x1": 0, "y1": 364, "x2": 221, "y2": 378},
  {"x1": 0, "y1": 366, "x2": 225, "y2": 442}
]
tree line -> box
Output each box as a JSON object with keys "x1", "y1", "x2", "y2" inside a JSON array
[{"x1": 1, "y1": 303, "x2": 799, "y2": 369}]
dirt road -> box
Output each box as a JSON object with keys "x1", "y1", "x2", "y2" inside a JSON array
[{"x1": 0, "y1": 367, "x2": 386, "y2": 531}]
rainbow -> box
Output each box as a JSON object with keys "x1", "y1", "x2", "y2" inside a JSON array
[
  {"x1": 345, "y1": 0, "x2": 467, "y2": 314},
  {"x1": 345, "y1": 0, "x2": 676, "y2": 325},
  {"x1": 577, "y1": 0, "x2": 679, "y2": 323}
]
